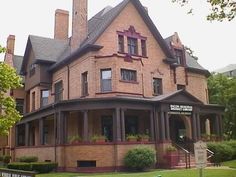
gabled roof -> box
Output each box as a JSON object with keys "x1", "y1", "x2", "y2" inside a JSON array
[
  {"x1": 12, "y1": 55, "x2": 23, "y2": 74},
  {"x1": 152, "y1": 89, "x2": 203, "y2": 104}
]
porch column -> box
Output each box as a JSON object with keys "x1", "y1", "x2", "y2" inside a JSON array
[
  {"x1": 165, "y1": 112, "x2": 170, "y2": 141},
  {"x1": 154, "y1": 110, "x2": 160, "y2": 142},
  {"x1": 196, "y1": 113, "x2": 201, "y2": 140},
  {"x1": 150, "y1": 110, "x2": 155, "y2": 141},
  {"x1": 192, "y1": 113, "x2": 197, "y2": 141},
  {"x1": 39, "y1": 118, "x2": 44, "y2": 145},
  {"x1": 115, "y1": 108, "x2": 121, "y2": 142},
  {"x1": 219, "y1": 114, "x2": 223, "y2": 138},
  {"x1": 64, "y1": 112, "x2": 68, "y2": 144},
  {"x1": 83, "y1": 110, "x2": 89, "y2": 142},
  {"x1": 160, "y1": 111, "x2": 166, "y2": 141},
  {"x1": 57, "y1": 111, "x2": 65, "y2": 145},
  {"x1": 215, "y1": 114, "x2": 220, "y2": 137},
  {"x1": 25, "y1": 123, "x2": 29, "y2": 146},
  {"x1": 121, "y1": 109, "x2": 126, "y2": 142}
]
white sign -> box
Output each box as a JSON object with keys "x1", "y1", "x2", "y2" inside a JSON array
[
  {"x1": 194, "y1": 141, "x2": 207, "y2": 169},
  {"x1": 170, "y1": 105, "x2": 193, "y2": 112}
]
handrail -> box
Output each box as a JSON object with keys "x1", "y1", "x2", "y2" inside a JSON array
[
  {"x1": 207, "y1": 148, "x2": 214, "y2": 159},
  {"x1": 173, "y1": 143, "x2": 191, "y2": 169}
]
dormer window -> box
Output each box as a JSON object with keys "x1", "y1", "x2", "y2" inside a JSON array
[
  {"x1": 174, "y1": 49, "x2": 184, "y2": 66},
  {"x1": 128, "y1": 37, "x2": 138, "y2": 55}
]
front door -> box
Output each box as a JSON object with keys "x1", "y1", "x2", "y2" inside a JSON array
[{"x1": 169, "y1": 115, "x2": 186, "y2": 143}]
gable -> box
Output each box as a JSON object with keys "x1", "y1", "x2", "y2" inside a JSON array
[{"x1": 93, "y1": 0, "x2": 173, "y2": 59}]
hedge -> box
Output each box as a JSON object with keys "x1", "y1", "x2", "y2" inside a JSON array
[
  {"x1": 7, "y1": 162, "x2": 32, "y2": 171},
  {"x1": 7, "y1": 162, "x2": 58, "y2": 173},
  {"x1": 207, "y1": 141, "x2": 236, "y2": 163},
  {"x1": 124, "y1": 147, "x2": 156, "y2": 171},
  {"x1": 17, "y1": 156, "x2": 38, "y2": 163}
]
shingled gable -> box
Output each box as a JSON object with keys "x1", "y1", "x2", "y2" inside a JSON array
[
  {"x1": 152, "y1": 89, "x2": 203, "y2": 105},
  {"x1": 49, "y1": 0, "x2": 175, "y2": 71}
]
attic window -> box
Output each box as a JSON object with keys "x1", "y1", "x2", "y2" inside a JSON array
[
  {"x1": 174, "y1": 49, "x2": 184, "y2": 66},
  {"x1": 29, "y1": 64, "x2": 36, "y2": 77}
]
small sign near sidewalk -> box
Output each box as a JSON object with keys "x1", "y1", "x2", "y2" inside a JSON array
[{"x1": 194, "y1": 140, "x2": 207, "y2": 177}]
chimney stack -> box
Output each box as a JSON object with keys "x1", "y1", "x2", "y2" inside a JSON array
[
  {"x1": 54, "y1": 9, "x2": 69, "y2": 40},
  {"x1": 71, "y1": 0, "x2": 88, "y2": 51},
  {"x1": 6, "y1": 35, "x2": 15, "y2": 54}
]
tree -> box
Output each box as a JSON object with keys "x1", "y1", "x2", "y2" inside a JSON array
[
  {"x1": 172, "y1": 0, "x2": 236, "y2": 21},
  {"x1": 208, "y1": 73, "x2": 236, "y2": 139},
  {"x1": 0, "y1": 45, "x2": 22, "y2": 135}
]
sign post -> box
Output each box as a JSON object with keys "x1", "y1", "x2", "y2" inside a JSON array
[{"x1": 194, "y1": 141, "x2": 207, "y2": 177}]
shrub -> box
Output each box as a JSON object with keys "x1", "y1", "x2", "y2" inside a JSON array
[
  {"x1": 208, "y1": 142, "x2": 233, "y2": 163},
  {"x1": 2, "y1": 155, "x2": 11, "y2": 164},
  {"x1": 124, "y1": 147, "x2": 156, "y2": 171},
  {"x1": 18, "y1": 156, "x2": 38, "y2": 163},
  {"x1": 31, "y1": 162, "x2": 58, "y2": 173},
  {"x1": 7, "y1": 162, "x2": 32, "y2": 171},
  {"x1": 225, "y1": 140, "x2": 236, "y2": 159}
]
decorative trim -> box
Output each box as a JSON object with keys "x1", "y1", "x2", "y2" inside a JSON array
[
  {"x1": 117, "y1": 26, "x2": 147, "y2": 40},
  {"x1": 119, "y1": 80, "x2": 139, "y2": 84},
  {"x1": 95, "y1": 91, "x2": 143, "y2": 96}
]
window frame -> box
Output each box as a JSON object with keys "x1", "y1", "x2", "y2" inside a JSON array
[
  {"x1": 54, "y1": 81, "x2": 63, "y2": 102},
  {"x1": 127, "y1": 37, "x2": 138, "y2": 56},
  {"x1": 81, "y1": 71, "x2": 88, "y2": 96},
  {"x1": 174, "y1": 49, "x2": 184, "y2": 66},
  {"x1": 118, "y1": 35, "x2": 125, "y2": 53},
  {"x1": 121, "y1": 69, "x2": 137, "y2": 82},
  {"x1": 16, "y1": 99, "x2": 24, "y2": 114},
  {"x1": 101, "y1": 69, "x2": 112, "y2": 92},
  {"x1": 141, "y1": 39, "x2": 147, "y2": 57},
  {"x1": 153, "y1": 78, "x2": 163, "y2": 96},
  {"x1": 41, "y1": 89, "x2": 49, "y2": 107},
  {"x1": 31, "y1": 91, "x2": 36, "y2": 111}
]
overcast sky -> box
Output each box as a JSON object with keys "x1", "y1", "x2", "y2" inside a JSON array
[{"x1": 0, "y1": 0, "x2": 235, "y2": 71}]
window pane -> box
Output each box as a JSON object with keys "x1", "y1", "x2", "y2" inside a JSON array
[
  {"x1": 121, "y1": 69, "x2": 137, "y2": 81},
  {"x1": 102, "y1": 70, "x2": 111, "y2": 79},
  {"x1": 55, "y1": 81, "x2": 63, "y2": 102},
  {"x1": 41, "y1": 90, "x2": 49, "y2": 107},
  {"x1": 153, "y1": 78, "x2": 162, "y2": 95}
]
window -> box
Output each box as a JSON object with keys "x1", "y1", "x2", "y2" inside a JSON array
[
  {"x1": 32, "y1": 92, "x2": 35, "y2": 111},
  {"x1": 125, "y1": 117, "x2": 138, "y2": 135},
  {"x1": 175, "y1": 49, "x2": 184, "y2": 65},
  {"x1": 17, "y1": 125, "x2": 25, "y2": 146},
  {"x1": 177, "y1": 84, "x2": 186, "y2": 90},
  {"x1": 121, "y1": 69, "x2": 137, "y2": 82},
  {"x1": 29, "y1": 64, "x2": 36, "y2": 77},
  {"x1": 16, "y1": 99, "x2": 24, "y2": 114},
  {"x1": 141, "y1": 40, "x2": 147, "y2": 57},
  {"x1": 54, "y1": 81, "x2": 63, "y2": 102},
  {"x1": 41, "y1": 90, "x2": 49, "y2": 107},
  {"x1": 101, "y1": 69, "x2": 112, "y2": 92},
  {"x1": 118, "y1": 35, "x2": 124, "y2": 53},
  {"x1": 81, "y1": 72, "x2": 88, "y2": 96},
  {"x1": 128, "y1": 37, "x2": 138, "y2": 55},
  {"x1": 153, "y1": 78, "x2": 163, "y2": 95}
]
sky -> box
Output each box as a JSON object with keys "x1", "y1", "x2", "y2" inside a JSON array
[{"x1": 0, "y1": 0, "x2": 235, "y2": 71}]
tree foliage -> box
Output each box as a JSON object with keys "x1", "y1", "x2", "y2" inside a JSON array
[
  {"x1": 208, "y1": 73, "x2": 236, "y2": 139},
  {"x1": 172, "y1": 0, "x2": 236, "y2": 21},
  {"x1": 0, "y1": 46, "x2": 22, "y2": 135}
]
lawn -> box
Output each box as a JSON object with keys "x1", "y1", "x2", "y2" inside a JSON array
[
  {"x1": 223, "y1": 160, "x2": 236, "y2": 169},
  {"x1": 37, "y1": 169, "x2": 236, "y2": 177}
]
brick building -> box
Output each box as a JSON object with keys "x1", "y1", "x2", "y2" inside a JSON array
[{"x1": 4, "y1": 0, "x2": 224, "y2": 172}]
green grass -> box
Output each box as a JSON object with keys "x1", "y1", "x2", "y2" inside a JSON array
[
  {"x1": 223, "y1": 160, "x2": 236, "y2": 168},
  {"x1": 37, "y1": 169, "x2": 236, "y2": 177}
]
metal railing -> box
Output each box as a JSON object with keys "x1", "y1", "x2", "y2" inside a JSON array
[{"x1": 174, "y1": 143, "x2": 191, "y2": 169}]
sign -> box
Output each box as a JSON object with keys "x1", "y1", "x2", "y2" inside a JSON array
[
  {"x1": 194, "y1": 141, "x2": 207, "y2": 169},
  {"x1": 0, "y1": 168, "x2": 36, "y2": 177},
  {"x1": 169, "y1": 104, "x2": 193, "y2": 115}
]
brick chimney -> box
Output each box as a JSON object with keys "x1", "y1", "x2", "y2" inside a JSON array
[
  {"x1": 71, "y1": 0, "x2": 88, "y2": 51},
  {"x1": 4, "y1": 35, "x2": 15, "y2": 66},
  {"x1": 6, "y1": 35, "x2": 15, "y2": 54},
  {"x1": 54, "y1": 9, "x2": 69, "y2": 40}
]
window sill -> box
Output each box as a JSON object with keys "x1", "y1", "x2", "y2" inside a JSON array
[
  {"x1": 117, "y1": 52, "x2": 148, "y2": 59},
  {"x1": 153, "y1": 93, "x2": 162, "y2": 96},
  {"x1": 119, "y1": 80, "x2": 139, "y2": 84}
]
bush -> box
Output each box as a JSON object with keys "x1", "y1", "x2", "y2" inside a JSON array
[
  {"x1": 7, "y1": 162, "x2": 32, "y2": 171},
  {"x1": 2, "y1": 155, "x2": 11, "y2": 164},
  {"x1": 124, "y1": 147, "x2": 156, "y2": 171},
  {"x1": 31, "y1": 162, "x2": 58, "y2": 173},
  {"x1": 18, "y1": 156, "x2": 38, "y2": 163},
  {"x1": 225, "y1": 140, "x2": 236, "y2": 159},
  {"x1": 208, "y1": 142, "x2": 233, "y2": 163}
]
